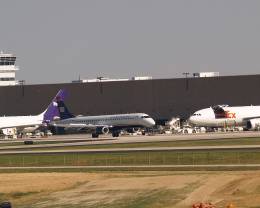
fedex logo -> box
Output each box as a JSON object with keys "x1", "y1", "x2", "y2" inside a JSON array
[
  {"x1": 215, "y1": 110, "x2": 236, "y2": 119},
  {"x1": 224, "y1": 111, "x2": 236, "y2": 118}
]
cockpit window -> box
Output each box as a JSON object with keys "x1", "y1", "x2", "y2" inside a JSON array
[
  {"x1": 193, "y1": 113, "x2": 201, "y2": 116},
  {"x1": 141, "y1": 116, "x2": 150, "y2": 118}
]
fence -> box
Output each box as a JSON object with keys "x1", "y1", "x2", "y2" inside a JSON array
[{"x1": 0, "y1": 150, "x2": 260, "y2": 167}]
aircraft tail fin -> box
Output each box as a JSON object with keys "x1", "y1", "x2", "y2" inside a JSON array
[
  {"x1": 40, "y1": 89, "x2": 68, "y2": 123},
  {"x1": 56, "y1": 98, "x2": 75, "y2": 120}
]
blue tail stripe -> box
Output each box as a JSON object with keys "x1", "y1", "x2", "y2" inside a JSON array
[{"x1": 57, "y1": 100, "x2": 75, "y2": 119}]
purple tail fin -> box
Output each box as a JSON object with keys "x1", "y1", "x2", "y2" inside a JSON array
[{"x1": 42, "y1": 89, "x2": 68, "y2": 123}]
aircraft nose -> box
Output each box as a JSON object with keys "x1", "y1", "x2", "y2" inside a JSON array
[
  {"x1": 188, "y1": 116, "x2": 195, "y2": 124},
  {"x1": 148, "y1": 118, "x2": 155, "y2": 127}
]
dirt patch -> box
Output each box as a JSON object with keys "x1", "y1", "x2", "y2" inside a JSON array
[
  {"x1": 1, "y1": 171, "x2": 260, "y2": 208},
  {"x1": 177, "y1": 174, "x2": 242, "y2": 206},
  {"x1": 0, "y1": 172, "x2": 102, "y2": 207},
  {"x1": 37, "y1": 173, "x2": 201, "y2": 207},
  {"x1": 0, "y1": 173, "x2": 99, "y2": 193}
]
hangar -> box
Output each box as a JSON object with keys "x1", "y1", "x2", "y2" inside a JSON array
[{"x1": 0, "y1": 74, "x2": 259, "y2": 123}]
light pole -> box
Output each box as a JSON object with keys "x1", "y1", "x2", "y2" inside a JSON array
[
  {"x1": 19, "y1": 80, "x2": 25, "y2": 96},
  {"x1": 182, "y1": 73, "x2": 189, "y2": 90},
  {"x1": 97, "y1": 76, "x2": 103, "y2": 94}
]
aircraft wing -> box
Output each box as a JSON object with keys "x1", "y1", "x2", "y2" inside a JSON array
[
  {"x1": 52, "y1": 122, "x2": 111, "y2": 129},
  {"x1": 1, "y1": 124, "x2": 40, "y2": 130},
  {"x1": 16, "y1": 125, "x2": 40, "y2": 133},
  {"x1": 0, "y1": 125, "x2": 41, "y2": 135},
  {"x1": 242, "y1": 116, "x2": 260, "y2": 121},
  {"x1": 53, "y1": 123, "x2": 95, "y2": 128}
]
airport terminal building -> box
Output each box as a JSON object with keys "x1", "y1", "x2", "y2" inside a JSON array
[{"x1": 1, "y1": 74, "x2": 260, "y2": 123}]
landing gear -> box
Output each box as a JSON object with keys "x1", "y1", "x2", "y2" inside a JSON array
[
  {"x1": 112, "y1": 131, "x2": 120, "y2": 137},
  {"x1": 92, "y1": 133, "x2": 99, "y2": 138}
]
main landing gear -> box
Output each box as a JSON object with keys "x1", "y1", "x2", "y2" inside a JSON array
[
  {"x1": 91, "y1": 131, "x2": 120, "y2": 138},
  {"x1": 91, "y1": 133, "x2": 99, "y2": 138},
  {"x1": 112, "y1": 131, "x2": 120, "y2": 137}
]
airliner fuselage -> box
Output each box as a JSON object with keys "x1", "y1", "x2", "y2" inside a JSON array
[
  {"x1": 189, "y1": 105, "x2": 260, "y2": 129},
  {"x1": 54, "y1": 113, "x2": 155, "y2": 128}
]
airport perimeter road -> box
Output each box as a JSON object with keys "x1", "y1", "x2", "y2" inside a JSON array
[
  {"x1": 43, "y1": 131, "x2": 260, "y2": 143},
  {"x1": 0, "y1": 135, "x2": 114, "y2": 143},
  {"x1": 2, "y1": 144, "x2": 260, "y2": 155},
  {"x1": 2, "y1": 131, "x2": 260, "y2": 145},
  {"x1": 104, "y1": 131, "x2": 260, "y2": 144}
]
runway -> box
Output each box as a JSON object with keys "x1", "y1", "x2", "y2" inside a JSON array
[
  {"x1": 0, "y1": 131, "x2": 260, "y2": 151},
  {"x1": 2, "y1": 131, "x2": 260, "y2": 144}
]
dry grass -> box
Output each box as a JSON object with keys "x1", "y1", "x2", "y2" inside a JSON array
[{"x1": 1, "y1": 171, "x2": 260, "y2": 207}]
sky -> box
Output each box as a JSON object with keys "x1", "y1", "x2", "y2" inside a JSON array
[{"x1": 0, "y1": 0, "x2": 260, "y2": 84}]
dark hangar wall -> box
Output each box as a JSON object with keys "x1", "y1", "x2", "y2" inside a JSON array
[{"x1": 0, "y1": 74, "x2": 259, "y2": 121}]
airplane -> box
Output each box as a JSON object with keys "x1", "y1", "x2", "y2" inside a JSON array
[
  {"x1": 51, "y1": 97, "x2": 156, "y2": 138},
  {"x1": 0, "y1": 89, "x2": 67, "y2": 133},
  {"x1": 188, "y1": 104, "x2": 260, "y2": 130}
]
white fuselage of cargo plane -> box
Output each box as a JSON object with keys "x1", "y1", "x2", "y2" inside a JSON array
[
  {"x1": 0, "y1": 115, "x2": 44, "y2": 129},
  {"x1": 53, "y1": 113, "x2": 155, "y2": 129},
  {"x1": 189, "y1": 105, "x2": 260, "y2": 128},
  {"x1": 0, "y1": 89, "x2": 66, "y2": 131}
]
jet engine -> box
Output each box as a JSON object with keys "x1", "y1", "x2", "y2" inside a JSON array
[
  {"x1": 96, "y1": 126, "x2": 109, "y2": 134},
  {"x1": 22, "y1": 126, "x2": 40, "y2": 133},
  {"x1": 53, "y1": 116, "x2": 60, "y2": 121},
  {"x1": 246, "y1": 118, "x2": 260, "y2": 130}
]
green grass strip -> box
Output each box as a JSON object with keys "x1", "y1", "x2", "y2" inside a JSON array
[{"x1": 0, "y1": 150, "x2": 260, "y2": 167}]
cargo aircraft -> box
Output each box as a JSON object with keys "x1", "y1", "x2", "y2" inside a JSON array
[
  {"x1": 189, "y1": 104, "x2": 260, "y2": 130},
  {"x1": 0, "y1": 89, "x2": 67, "y2": 133},
  {"x1": 51, "y1": 96, "x2": 155, "y2": 138}
]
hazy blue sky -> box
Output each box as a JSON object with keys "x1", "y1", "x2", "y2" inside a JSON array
[{"x1": 1, "y1": 0, "x2": 260, "y2": 84}]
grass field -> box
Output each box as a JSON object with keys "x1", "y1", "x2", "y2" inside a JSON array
[
  {"x1": 2, "y1": 136, "x2": 260, "y2": 207},
  {"x1": 1, "y1": 150, "x2": 260, "y2": 168},
  {"x1": 1, "y1": 136, "x2": 260, "y2": 170},
  {"x1": 1, "y1": 171, "x2": 260, "y2": 208}
]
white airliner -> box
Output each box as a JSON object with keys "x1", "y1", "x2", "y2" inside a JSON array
[
  {"x1": 0, "y1": 89, "x2": 66, "y2": 132},
  {"x1": 189, "y1": 104, "x2": 260, "y2": 129},
  {"x1": 52, "y1": 99, "x2": 155, "y2": 138}
]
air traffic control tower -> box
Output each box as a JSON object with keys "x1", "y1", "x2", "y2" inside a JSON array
[{"x1": 0, "y1": 52, "x2": 18, "y2": 86}]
